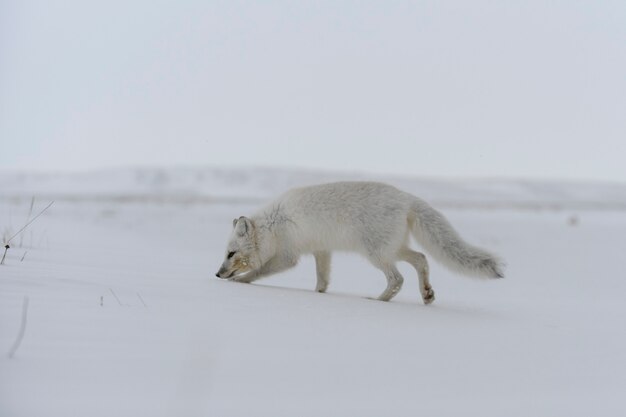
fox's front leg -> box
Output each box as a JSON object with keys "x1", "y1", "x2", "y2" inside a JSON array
[
  {"x1": 231, "y1": 255, "x2": 298, "y2": 283},
  {"x1": 314, "y1": 251, "x2": 331, "y2": 293}
]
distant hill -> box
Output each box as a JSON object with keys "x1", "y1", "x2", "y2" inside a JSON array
[{"x1": 1, "y1": 166, "x2": 625, "y2": 210}]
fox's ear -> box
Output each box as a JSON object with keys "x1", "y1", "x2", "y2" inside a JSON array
[
  {"x1": 232, "y1": 218, "x2": 238, "y2": 228},
  {"x1": 234, "y1": 216, "x2": 253, "y2": 236}
]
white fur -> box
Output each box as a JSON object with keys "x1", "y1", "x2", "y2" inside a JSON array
[{"x1": 216, "y1": 181, "x2": 504, "y2": 303}]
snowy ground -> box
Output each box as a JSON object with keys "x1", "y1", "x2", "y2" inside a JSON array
[{"x1": 1, "y1": 168, "x2": 625, "y2": 416}]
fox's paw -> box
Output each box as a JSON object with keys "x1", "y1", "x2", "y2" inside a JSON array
[
  {"x1": 315, "y1": 278, "x2": 329, "y2": 293},
  {"x1": 422, "y1": 287, "x2": 435, "y2": 305},
  {"x1": 231, "y1": 274, "x2": 255, "y2": 284}
]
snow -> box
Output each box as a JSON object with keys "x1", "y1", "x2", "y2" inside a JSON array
[{"x1": 1, "y1": 168, "x2": 625, "y2": 416}]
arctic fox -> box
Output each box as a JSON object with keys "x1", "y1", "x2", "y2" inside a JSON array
[{"x1": 215, "y1": 182, "x2": 503, "y2": 304}]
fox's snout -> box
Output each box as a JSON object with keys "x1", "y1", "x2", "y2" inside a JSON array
[{"x1": 215, "y1": 265, "x2": 228, "y2": 279}]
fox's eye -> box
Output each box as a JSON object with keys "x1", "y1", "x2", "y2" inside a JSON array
[{"x1": 227, "y1": 251, "x2": 236, "y2": 259}]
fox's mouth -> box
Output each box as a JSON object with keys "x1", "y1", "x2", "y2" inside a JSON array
[{"x1": 216, "y1": 268, "x2": 239, "y2": 279}]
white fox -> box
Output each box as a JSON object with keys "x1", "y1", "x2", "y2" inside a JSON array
[{"x1": 216, "y1": 181, "x2": 503, "y2": 304}]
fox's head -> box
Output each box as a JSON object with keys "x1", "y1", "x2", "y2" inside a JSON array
[{"x1": 215, "y1": 216, "x2": 261, "y2": 279}]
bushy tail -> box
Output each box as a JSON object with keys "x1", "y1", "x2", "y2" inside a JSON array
[{"x1": 409, "y1": 199, "x2": 504, "y2": 278}]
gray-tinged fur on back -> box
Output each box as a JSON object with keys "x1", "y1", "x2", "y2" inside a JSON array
[{"x1": 410, "y1": 199, "x2": 504, "y2": 278}]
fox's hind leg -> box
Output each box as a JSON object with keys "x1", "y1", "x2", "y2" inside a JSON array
[
  {"x1": 372, "y1": 264, "x2": 404, "y2": 302},
  {"x1": 314, "y1": 251, "x2": 331, "y2": 293},
  {"x1": 399, "y1": 248, "x2": 435, "y2": 304}
]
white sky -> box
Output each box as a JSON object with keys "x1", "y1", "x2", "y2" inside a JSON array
[{"x1": 1, "y1": 1, "x2": 625, "y2": 181}]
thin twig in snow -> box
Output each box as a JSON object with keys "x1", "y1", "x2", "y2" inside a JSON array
[
  {"x1": 2, "y1": 201, "x2": 54, "y2": 265},
  {"x1": 20, "y1": 251, "x2": 28, "y2": 262},
  {"x1": 109, "y1": 288, "x2": 123, "y2": 306},
  {"x1": 7, "y1": 296, "x2": 30, "y2": 359},
  {"x1": 137, "y1": 292, "x2": 148, "y2": 309},
  {"x1": 0, "y1": 245, "x2": 8, "y2": 265},
  {"x1": 28, "y1": 197, "x2": 35, "y2": 218},
  {"x1": 18, "y1": 197, "x2": 36, "y2": 248},
  {"x1": 6, "y1": 201, "x2": 54, "y2": 244}
]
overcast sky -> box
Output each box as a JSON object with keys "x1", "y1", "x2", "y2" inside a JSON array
[{"x1": 1, "y1": 1, "x2": 625, "y2": 181}]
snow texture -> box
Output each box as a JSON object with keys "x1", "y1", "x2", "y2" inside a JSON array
[{"x1": 1, "y1": 168, "x2": 625, "y2": 416}]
